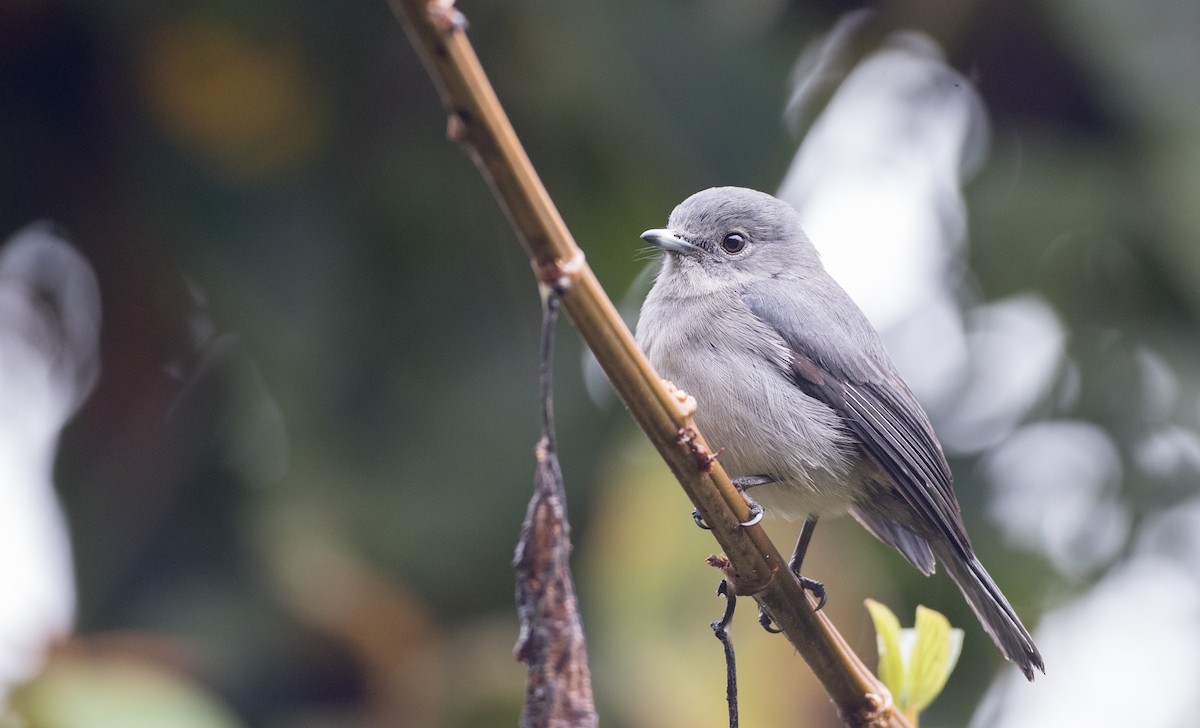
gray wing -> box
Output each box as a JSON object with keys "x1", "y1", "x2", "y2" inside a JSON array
[
  {"x1": 850, "y1": 506, "x2": 936, "y2": 575},
  {"x1": 743, "y1": 285, "x2": 973, "y2": 559}
]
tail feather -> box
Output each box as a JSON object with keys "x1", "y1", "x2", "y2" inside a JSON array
[{"x1": 933, "y1": 542, "x2": 1044, "y2": 680}]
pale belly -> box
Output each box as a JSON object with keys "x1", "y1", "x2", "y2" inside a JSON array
[{"x1": 654, "y1": 342, "x2": 867, "y2": 520}]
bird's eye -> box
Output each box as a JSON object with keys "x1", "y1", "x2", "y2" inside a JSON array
[{"x1": 720, "y1": 233, "x2": 747, "y2": 254}]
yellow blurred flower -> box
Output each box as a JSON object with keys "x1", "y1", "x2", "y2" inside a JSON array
[{"x1": 141, "y1": 19, "x2": 325, "y2": 181}]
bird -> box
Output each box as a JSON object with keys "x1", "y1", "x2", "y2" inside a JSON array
[{"x1": 635, "y1": 186, "x2": 1044, "y2": 680}]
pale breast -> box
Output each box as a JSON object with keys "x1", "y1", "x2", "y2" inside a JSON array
[{"x1": 638, "y1": 287, "x2": 864, "y2": 519}]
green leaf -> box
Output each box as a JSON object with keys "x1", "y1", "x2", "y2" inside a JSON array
[
  {"x1": 905, "y1": 605, "x2": 964, "y2": 713},
  {"x1": 12, "y1": 654, "x2": 245, "y2": 728},
  {"x1": 864, "y1": 598, "x2": 905, "y2": 702},
  {"x1": 864, "y1": 601, "x2": 964, "y2": 725}
]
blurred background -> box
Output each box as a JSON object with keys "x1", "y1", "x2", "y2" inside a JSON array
[{"x1": 2, "y1": 0, "x2": 1199, "y2": 726}]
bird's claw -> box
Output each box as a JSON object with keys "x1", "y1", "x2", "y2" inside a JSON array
[
  {"x1": 757, "y1": 576, "x2": 826, "y2": 635},
  {"x1": 740, "y1": 501, "x2": 764, "y2": 527},
  {"x1": 692, "y1": 501, "x2": 760, "y2": 528},
  {"x1": 799, "y1": 576, "x2": 827, "y2": 612},
  {"x1": 732, "y1": 479, "x2": 766, "y2": 528},
  {"x1": 689, "y1": 475, "x2": 772, "y2": 529},
  {"x1": 758, "y1": 606, "x2": 782, "y2": 634}
]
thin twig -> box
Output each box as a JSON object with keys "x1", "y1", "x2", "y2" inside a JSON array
[
  {"x1": 711, "y1": 580, "x2": 739, "y2": 728},
  {"x1": 389, "y1": 2, "x2": 908, "y2": 725},
  {"x1": 539, "y1": 292, "x2": 560, "y2": 452}
]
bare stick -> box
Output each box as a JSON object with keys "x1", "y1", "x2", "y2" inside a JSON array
[
  {"x1": 711, "y1": 580, "x2": 739, "y2": 728},
  {"x1": 389, "y1": 2, "x2": 909, "y2": 725}
]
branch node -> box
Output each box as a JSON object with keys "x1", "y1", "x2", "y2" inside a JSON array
[
  {"x1": 708, "y1": 553, "x2": 774, "y2": 597},
  {"x1": 662, "y1": 378, "x2": 698, "y2": 418},
  {"x1": 707, "y1": 446, "x2": 726, "y2": 468},
  {"x1": 677, "y1": 425, "x2": 720, "y2": 472},
  {"x1": 537, "y1": 249, "x2": 586, "y2": 296},
  {"x1": 856, "y1": 690, "x2": 894, "y2": 728},
  {"x1": 446, "y1": 111, "x2": 468, "y2": 142},
  {"x1": 427, "y1": 0, "x2": 468, "y2": 32},
  {"x1": 706, "y1": 554, "x2": 732, "y2": 571}
]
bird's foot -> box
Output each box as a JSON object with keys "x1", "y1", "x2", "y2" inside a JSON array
[
  {"x1": 757, "y1": 574, "x2": 827, "y2": 635},
  {"x1": 691, "y1": 502, "x2": 760, "y2": 528},
  {"x1": 690, "y1": 474, "x2": 772, "y2": 529},
  {"x1": 739, "y1": 494, "x2": 764, "y2": 527},
  {"x1": 798, "y1": 575, "x2": 827, "y2": 612},
  {"x1": 732, "y1": 475, "x2": 771, "y2": 527},
  {"x1": 731, "y1": 475, "x2": 775, "y2": 490},
  {"x1": 758, "y1": 606, "x2": 782, "y2": 633}
]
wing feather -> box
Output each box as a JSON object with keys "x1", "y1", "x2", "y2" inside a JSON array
[{"x1": 743, "y1": 291, "x2": 972, "y2": 557}]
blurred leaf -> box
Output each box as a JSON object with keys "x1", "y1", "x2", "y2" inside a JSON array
[{"x1": 12, "y1": 652, "x2": 245, "y2": 728}]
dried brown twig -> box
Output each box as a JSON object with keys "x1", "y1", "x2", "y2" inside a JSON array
[
  {"x1": 513, "y1": 293, "x2": 597, "y2": 728},
  {"x1": 389, "y1": 1, "x2": 912, "y2": 725}
]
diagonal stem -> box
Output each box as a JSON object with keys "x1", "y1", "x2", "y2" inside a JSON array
[{"x1": 388, "y1": 2, "x2": 909, "y2": 725}]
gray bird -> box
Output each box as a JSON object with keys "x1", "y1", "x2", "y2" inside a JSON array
[{"x1": 635, "y1": 186, "x2": 1043, "y2": 680}]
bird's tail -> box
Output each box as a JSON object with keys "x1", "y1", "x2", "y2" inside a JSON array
[{"x1": 932, "y1": 542, "x2": 1044, "y2": 680}]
